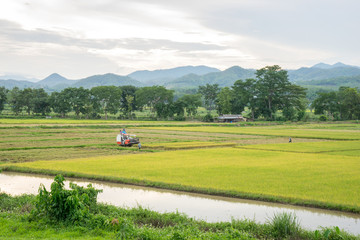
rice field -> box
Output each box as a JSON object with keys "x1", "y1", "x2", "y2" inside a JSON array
[
  {"x1": 12, "y1": 147, "x2": 360, "y2": 208},
  {"x1": 1, "y1": 119, "x2": 360, "y2": 212}
]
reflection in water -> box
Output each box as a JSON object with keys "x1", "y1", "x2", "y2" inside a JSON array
[{"x1": 0, "y1": 172, "x2": 359, "y2": 235}]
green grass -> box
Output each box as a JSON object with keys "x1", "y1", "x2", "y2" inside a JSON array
[
  {"x1": 1, "y1": 193, "x2": 358, "y2": 240},
  {"x1": 7, "y1": 147, "x2": 360, "y2": 212}
]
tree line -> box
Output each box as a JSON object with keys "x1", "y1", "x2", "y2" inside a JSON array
[{"x1": 0, "y1": 65, "x2": 359, "y2": 121}]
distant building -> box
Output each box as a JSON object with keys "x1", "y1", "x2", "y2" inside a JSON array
[{"x1": 216, "y1": 114, "x2": 247, "y2": 122}]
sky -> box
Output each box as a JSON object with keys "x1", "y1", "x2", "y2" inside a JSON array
[{"x1": 0, "y1": 0, "x2": 359, "y2": 80}]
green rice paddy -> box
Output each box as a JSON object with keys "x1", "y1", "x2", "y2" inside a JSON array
[{"x1": 1, "y1": 119, "x2": 360, "y2": 212}]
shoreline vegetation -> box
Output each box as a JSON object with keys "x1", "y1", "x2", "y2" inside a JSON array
[{"x1": 0, "y1": 175, "x2": 359, "y2": 240}]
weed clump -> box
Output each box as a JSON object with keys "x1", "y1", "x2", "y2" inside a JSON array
[
  {"x1": 31, "y1": 174, "x2": 102, "y2": 224},
  {"x1": 267, "y1": 212, "x2": 300, "y2": 239}
]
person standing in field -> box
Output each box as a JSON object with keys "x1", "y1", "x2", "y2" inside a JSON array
[
  {"x1": 289, "y1": 137, "x2": 292, "y2": 143},
  {"x1": 138, "y1": 142, "x2": 141, "y2": 150}
]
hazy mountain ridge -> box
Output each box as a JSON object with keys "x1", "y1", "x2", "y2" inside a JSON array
[
  {"x1": 164, "y1": 66, "x2": 256, "y2": 88},
  {"x1": 128, "y1": 65, "x2": 220, "y2": 83},
  {"x1": 1, "y1": 63, "x2": 360, "y2": 90}
]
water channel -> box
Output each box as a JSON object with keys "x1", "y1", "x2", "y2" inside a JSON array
[{"x1": 0, "y1": 172, "x2": 359, "y2": 235}]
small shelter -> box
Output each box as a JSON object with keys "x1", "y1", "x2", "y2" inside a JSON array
[{"x1": 216, "y1": 114, "x2": 247, "y2": 123}]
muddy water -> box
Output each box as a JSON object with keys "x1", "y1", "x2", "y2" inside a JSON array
[{"x1": 1, "y1": 172, "x2": 359, "y2": 235}]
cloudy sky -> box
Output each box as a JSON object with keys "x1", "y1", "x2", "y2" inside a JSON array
[{"x1": 0, "y1": 0, "x2": 359, "y2": 79}]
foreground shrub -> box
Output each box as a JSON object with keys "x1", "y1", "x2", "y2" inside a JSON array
[{"x1": 32, "y1": 174, "x2": 102, "y2": 224}]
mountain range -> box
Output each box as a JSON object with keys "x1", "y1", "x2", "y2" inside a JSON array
[{"x1": 1, "y1": 62, "x2": 360, "y2": 91}]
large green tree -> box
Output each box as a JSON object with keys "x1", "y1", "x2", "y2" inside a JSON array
[
  {"x1": 198, "y1": 84, "x2": 220, "y2": 111},
  {"x1": 50, "y1": 91, "x2": 72, "y2": 117},
  {"x1": 253, "y1": 66, "x2": 306, "y2": 120},
  {"x1": 8, "y1": 87, "x2": 23, "y2": 115},
  {"x1": 120, "y1": 85, "x2": 137, "y2": 116},
  {"x1": 311, "y1": 91, "x2": 339, "y2": 120},
  {"x1": 31, "y1": 88, "x2": 50, "y2": 115},
  {"x1": 216, "y1": 87, "x2": 233, "y2": 115},
  {"x1": 63, "y1": 87, "x2": 91, "y2": 117},
  {"x1": 0, "y1": 87, "x2": 8, "y2": 113},
  {"x1": 91, "y1": 86, "x2": 122, "y2": 119},
  {"x1": 177, "y1": 94, "x2": 202, "y2": 117},
  {"x1": 136, "y1": 86, "x2": 174, "y2": 113}
]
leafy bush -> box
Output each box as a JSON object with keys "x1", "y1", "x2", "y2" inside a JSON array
[
  {"x1": 32, "y1": 174, "x2": 102, "y2": 224},
  {"x1": 319, "y1": 115, "x2": 328, "y2": 121},
  {"x1": 202, "y1": 113, "x2": 214, "y2": 122}
]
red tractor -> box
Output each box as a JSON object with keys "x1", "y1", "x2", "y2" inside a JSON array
[{"x1": 116, "y1": 133, "x2": 140, "y2": 147}]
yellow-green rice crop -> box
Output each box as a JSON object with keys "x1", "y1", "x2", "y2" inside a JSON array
[
  {"x1": 144, "y1": 126, "x2": 360, "y2": 140},
  {"x1": 144, "y1": 141, "x2": 236, "y2": 149},
  {"x1": 239, "y1": 141, "x2": 360, "y2": 154},
  {"x1": 12, "y1": 147, "x2": 360, "y2": 208}
]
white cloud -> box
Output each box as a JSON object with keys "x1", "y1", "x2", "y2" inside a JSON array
[{"x1": 0, "y1": 0, "x2": 359, "y2": 78}]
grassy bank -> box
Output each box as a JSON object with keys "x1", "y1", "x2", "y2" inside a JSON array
[{"x1": 1, "y1": 191, "x2": 358, "y2": 240}]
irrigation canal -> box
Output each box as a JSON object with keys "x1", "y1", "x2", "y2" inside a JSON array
[{"x1": 1, "y1": 172, "x2": 359, "y2": 235}]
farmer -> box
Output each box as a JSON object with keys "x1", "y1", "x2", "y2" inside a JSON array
[
  {"x1": 138, "y1": 142, "x2": 141, "y2": 150},
  {"x1": 289, "y1": 137, "x2": 292, "y2": 143},
  {"x1": 122, "y1": 128, "x2": 126, "y2": 134}
]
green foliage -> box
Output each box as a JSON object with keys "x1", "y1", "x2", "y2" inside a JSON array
[
  {"x1": 314, "y1": 226, "x2": 357, "y2": 240},
  {"x1": 177, "y1": 94, "x2": 202, "y2": 117},
  {"x1": 216, "y1": 87, "x2": 233, "y2": 115},
  {"x1": 0, "y1": 86, "x2": 8, "y2": 113},
  {"x1": 267, "y1": 212, "x2": 300, "y2": 239},
  {"x1": 319, "y1": 115, "x2": 328, "y2": 121},
  {"x1": 32, "y1": 174, "x2": 102, "y2": 224},
  {"x1": 91, "y1": 86, "x2": 122, "y2": 119},
  {"x1": 1, "y1": 193, "x2": 359, "y2": 239},
  {"x1": 202, "y1": 113, "x2": 214, "y2": 122},
  {"x1": 198, "y1": 83, "x2": 220, "y2": 111},
  {"x1": 312, "y1": 87, "x2": 360, "y2": 120}
]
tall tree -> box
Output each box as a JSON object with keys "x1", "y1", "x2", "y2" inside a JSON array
[
  {"x1": 91, "y1": 86, "x2": 122, "y2": 120},
  {"x1": 231, "y1": 78, "x2": 261, "y2": 119},
  {"x1": 216, "y1": 87, "x2": 233, "y2": 115},
  {"x1": 177, "y1": 94, "x2": 202, "y2": 117},
  {"x1": 0, "y1": 87, "x2": 8, "y2": 113},
  {"x1": 50, "y1": 91, "x2": 72, "y2": 117},
  {"x1": 120, "y1": 85, "x2": 137, "y2": 116},
  {"x1": 338, "y1": 87, "x2": 360, "y2": 120},
  {"x1": 311, "y1": 91, "x2": 339, "y2": 120},
  {"x1": 8, "y1": 87, "x2": 23, "y2": 115},
  {"x1": 136, "y1": 86, "x2": 174, "y2": 113},
  {"x1": 31, "y1": 88, "x2": 50, "y2": 115},
  {"x1": 198, "y1": 84, "x2": 220, "y2": 111},
  {"x1": 21, "y1": 88, "x2": 34, "y2": 115},
  {"x1": 255, "y1": 65, "x2": 306, "y2": 120},
  {"x1": 63, "y1": 87, "x2": 91, "y2": 117}
]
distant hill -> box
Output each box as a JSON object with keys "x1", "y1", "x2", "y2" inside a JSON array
[
  {"x1": 164, "y1": 66, "x2": 255, "y2": 88},
  {"x1": 288, "y1": 66, "x2": 360, "y2": 82},
  {"x1": 128, "y1": 65, "x2": 220, "y2": 84},
  {"x1": 37, "y1": 73, "x2": 77, "y2": 88},
  {"x1": 72, "y1": 73, "x2": 144, "y2": 88},
  {"x1": 311, "y1": 62, "x2": 359, "y2": 69},
  {"x1": 0, "y1": 79, "x2": 37, "y2": 89},
  {"x1": 2, "y1": 63, "x2": 360, "y2": 91},
  {"x1": 0, "y1": 74, "x2": 39, "y2": 82},
  {"x1": 297, "y1": 75, "x2": 360, "y2": 89}
]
